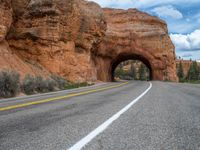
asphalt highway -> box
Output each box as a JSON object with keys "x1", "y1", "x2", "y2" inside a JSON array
[{"x1": 0, "y1": 81, "x2": 199, "y2": 150}]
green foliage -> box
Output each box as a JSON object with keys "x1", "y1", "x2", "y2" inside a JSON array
[
  {"x1": 187, "y1": 61, "x2": 200, "y2": 81},
  {"x1": 114, "y1": 68, "x2": 133, "y2": 80},
  {"x1": 177, "y1": 61, "x2": 184, "y2": 80},
  {"x1": 22, "y1": 75, "x2": 57, "y2": 95},
  {"x1": 139, "y1": 63, "x2": 146, "y2": 81},
  {"x1": 0, "y1": 69, "x2": 93, "y2": 98},
  {"x1": 114, "y1": 60, "x2": 150, "y2": 81},
  {"x1": 66, "y1": 82, "x2": 93, "y2": 89},
  {"x1": 45, "y1": 78, "x2": 57, "y2": 92},
  {"x1": 178, "y1": 61, "x2": 200, "y2": 84},
  {"x1": 34, "y1": 76, "x2": 48, "y2": 93},
  {"x1": 50, "y1": 74, "x2": 70, "y2": 90},
  {"x1": 115, "y1": 68, "x2": 127, "y2": 78},
  {"x1": 0, "y1": 70, "x2": 20, "y2": 98},
  {"x1": 129, "y1": 63, "x2": 137, "y2": 79},
  {"x1": 21, "y1": 74, "x2": 93, "y2": 95},
  {"x1": 22, "y1": 75, "x2": 36, "y2": 95}
]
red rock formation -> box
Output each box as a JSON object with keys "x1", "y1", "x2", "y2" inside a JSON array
[
  {"x1": 0, "y1": 0, "x2": 35, "y2": 78},
  {"x1": 95, "y1": 8, "x2": 178, "y2": 81},
  {"x1": 0, "y1": 0, "x2": 178, "y2": 82},
  {"x1": 6, "y1": 0, "x2": 106, "y2": 82}
]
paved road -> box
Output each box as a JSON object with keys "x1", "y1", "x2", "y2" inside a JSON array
[{"x1": 0, "y1": 81, "x2": 200, "y2": 150}]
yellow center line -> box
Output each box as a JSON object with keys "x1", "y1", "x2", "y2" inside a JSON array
[{"x1": 0, "y1": 82, "x2": 129, "y2": 111}]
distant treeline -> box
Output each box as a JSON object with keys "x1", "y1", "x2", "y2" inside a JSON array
[
  {"x1": 177, "y1": 61, "x2": 200, "y2": 83},
  {"x1": 114, "y1": 60, "x2": 150, "y2": 81}
]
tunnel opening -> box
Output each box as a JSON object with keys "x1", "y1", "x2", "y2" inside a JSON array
[{"x1": 110, "y1": 54, "x2": 152, "y2": 82}]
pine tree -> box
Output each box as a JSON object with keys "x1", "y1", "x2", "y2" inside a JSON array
[
  {"x1": 139, "y1": 63, "x2": 146, "y2": 80},
  {"x1": 187, "y1": 61, "x2": 199, "y2": 81},
  {"x1": 129, "y1": 63, "x2": 136, "y2": 79},
  {"x1": 145, "y1": 67, "x2": 150, "y2": 80},
  {"x1": 198, "y1": 65, "x2": 200, "y2": 80},
  {"x1": 177, "y1": 61, "x2": 184, "y2": 80}
]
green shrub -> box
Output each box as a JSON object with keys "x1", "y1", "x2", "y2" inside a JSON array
[
  {"x1": 65, "y1": 82, "x2": 93, "y2": 89},
  {"x1": 0, "y1": 70, "x2": 20, "y2": 98},
  {"x1": 22, "y1": 75, "x2": 36, "y2": 95},
  {"x1": 51, "y1": 74, "x2": 70, "y2": 90},
  {"x1": 1, "y1": 71, "x2": 93, "y2": 97},
  {"x1": 35, "y1": 76, "x2": 47, "y2": 93},
  {"x1": 45, "y1": 79, "x2": 57, "y2": 92},
  {"x1": 22, "y1": 75, "x2": 57, "y2": 95}
]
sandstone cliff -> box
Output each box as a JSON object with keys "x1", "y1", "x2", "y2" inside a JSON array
[
  {"x1": 0, "y1": 0, "x2": 41, "y2": 78},
  {"x1": 6, "y1": 0, "x2": 106, "y2": 81},
  {"x1": 95, "y1": 8, "x2": 178, "y2": 81},
  {"x1": 0, "y1": 0, "x2": 177, "y2": 82}
]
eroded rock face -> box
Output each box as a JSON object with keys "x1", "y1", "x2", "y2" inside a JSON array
[
  {"x1": 0, "y1": 0, "x2": 37, "y2": 78},
  {"x1": 95, "y1": 8, "x2": 178, "y2": 81},
  {"x1": 6, "y1": 0, "x2": 106, "y2": 81},
  {"x1": 0, "y1": 0, "x2": 177, "y2": 82},
  {"x1": 0, "y1": 0, "x2": 12, "y2": 41}
]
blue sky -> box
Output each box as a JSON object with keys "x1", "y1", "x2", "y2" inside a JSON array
[{"x1": 89, "y1": 0, "x2": 200, "y2": 61}]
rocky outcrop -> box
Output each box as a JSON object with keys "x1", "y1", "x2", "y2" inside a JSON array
[
  {"x1": 0, "y1": 0, "x2": 41, "y2": 78},
  {"x1": 6, "y1": 0, "x2": 106, "y2": 82},
  {"x1": 0, "y1": 0, "x2": 12, "y2": 41},
  {"x1": 95, "y1": 8, "x2": 178, "y2": 81},
  {"x1": 0, "y1": 0, "x2": 177, "y2": 82}
]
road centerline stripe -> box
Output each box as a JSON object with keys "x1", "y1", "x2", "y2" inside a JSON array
[
  {"x1": 0, "y1": 82, "x2": 128, "y2": 111},
  {"x1": 68, "y1": 82, "x2": 152, "y2": 150}
]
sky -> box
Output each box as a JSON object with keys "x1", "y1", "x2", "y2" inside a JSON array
[{"x1": 88, "y1": 0, "x2": 200, "y2": 61}]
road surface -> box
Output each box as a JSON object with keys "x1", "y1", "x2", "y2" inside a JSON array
[{"x1": 0, "y1": 81, "x2": 200, "y2": 150}]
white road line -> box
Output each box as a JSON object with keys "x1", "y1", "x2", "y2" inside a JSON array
[{"x1": 68, "y1": 82, "x2": 152, "y2": 150}]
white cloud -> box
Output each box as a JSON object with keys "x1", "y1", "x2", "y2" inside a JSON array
[
  {"x1": 88, "y1": 0, "x2": 199, "y2": 9},
  {"x1": 88, "y1": 0, "x2": 134, "y2": 8},
  {"x1": 151, "y1": 5, "x2": 183, "y2": 19},
  {"x1": 133, "y1": 0, "x2": 199, "y2": 9},
  {"x1": 182, "y1": 53, "x2": 193, "y2": 58},
  {"x1": 170, "y1": 29, "x2": 200, "y2": 51},
  {"x1": 177, "y1": 51, "x2": 200, "y2": 61},
  {"x1": 88, "y1": 0, "x2": 200, "y2": 60}
]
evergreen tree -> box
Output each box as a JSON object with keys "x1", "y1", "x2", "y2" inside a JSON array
[
  {"x1": 145, "y1": 67, "x2": 150, "y2": 80},
  {"x1": 129, "y1": 63, "x2": 136, "y2": 79},
  {"x1": 139, "y1": 63, "x2": 146, "y2": 80},
  {"x1": 198, "y1": 65, "x2": 200, "y2": 80},
  {"x1": 177, "y1": 61, "x2": 184, "y2": 80},
  {"x1": 187, "y1": 61, "x2": 199, "y2": 81},
  {"x1": 197, "y1": 65, "x2": 200, "y2": 80}
]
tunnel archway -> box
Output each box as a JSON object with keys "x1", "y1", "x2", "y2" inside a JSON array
[
  {"x1": 94, "y1": 8, "x2": 178, "y2": 82},
  {"x1": 110, "y1": 53, "x2": 152, "y2": 81}
]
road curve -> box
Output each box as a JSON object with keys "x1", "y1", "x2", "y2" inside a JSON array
[{"x1": 0, "y1": 81, "x2": 200, "y2": 150}]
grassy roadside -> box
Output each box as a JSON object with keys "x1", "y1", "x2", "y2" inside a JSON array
[
  {"x1": 0, "y1": 70, "x2": 94, "y2": 99},
  {"x1": 179, "y1": 79, "x2": 200, "y2": 84},
  {"x1": 184, "y1": 80, "x2": 200, "y2": 84}
]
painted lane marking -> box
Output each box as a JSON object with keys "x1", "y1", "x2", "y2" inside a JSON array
[
  {"x1": 0, "y1": 82, "x2": 128, "y2": 111},
  {"x1": 68, "y1": 82, "x2": 152, "y2": 150}
]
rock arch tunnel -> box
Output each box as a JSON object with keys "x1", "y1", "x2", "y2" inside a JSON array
[
  {"x1": 94, "y1": 8, "x2": 178, "y2": 82},
  {"x1": 110, "y1": 54, "x2": 152, "y2": 81}
]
